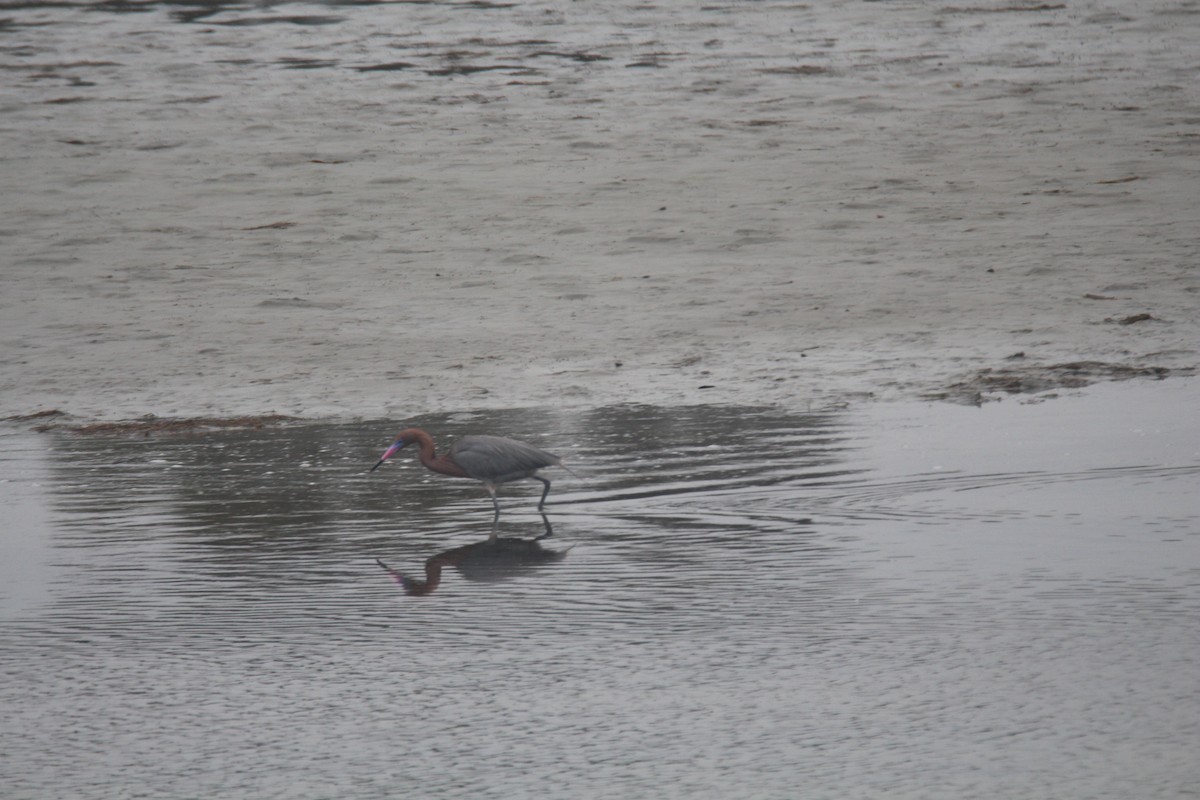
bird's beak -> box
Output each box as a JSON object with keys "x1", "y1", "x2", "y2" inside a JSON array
[{"x1": 369, "y1": 441, "x2": 405, "y2": 472}]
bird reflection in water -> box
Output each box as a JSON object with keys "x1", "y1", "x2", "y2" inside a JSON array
[{"x1": 376, "y1": 514, "x2": 568, "y2": 597}]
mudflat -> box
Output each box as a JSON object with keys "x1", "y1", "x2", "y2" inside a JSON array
[{"x1": 2, "y1": 1, "x2": 1197, "y2": 421}]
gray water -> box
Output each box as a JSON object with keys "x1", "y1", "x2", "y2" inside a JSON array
[{"x1": 3, "y1": 379, "x2": 1199, "y2": 799}]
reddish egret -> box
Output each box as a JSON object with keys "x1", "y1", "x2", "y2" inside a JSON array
[{"x1": 369, "y1": 428, "x2": 567, "y2": 517}]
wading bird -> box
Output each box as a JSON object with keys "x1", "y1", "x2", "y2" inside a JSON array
[{"x1": 369, "y1": 428, "x2": 567, "y2": 517}]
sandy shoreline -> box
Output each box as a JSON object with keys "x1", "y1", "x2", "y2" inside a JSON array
[{"x1": 2, "y1": 1, "x2": 1197, "y2": 423}]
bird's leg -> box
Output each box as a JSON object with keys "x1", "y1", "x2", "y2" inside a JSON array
[
  {"x1": 532, "y1": 475, "x2": 552, "y2": 511},
  {"x1": 535, "y1": 512, "x2": 554, "y2": 541},
  {"x1": 486, "y1": 484, "x2": 501, "y2": 521}
]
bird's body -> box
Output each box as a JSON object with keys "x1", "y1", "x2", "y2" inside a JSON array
[
  {"x1": 370, "y1": 427, "x2": 566, "y2": 517},
  {"x1": 446, "y1": 435, "x2": 561, "y2": 485}
]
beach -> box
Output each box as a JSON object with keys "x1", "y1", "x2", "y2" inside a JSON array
[
  {"x1": 2, "y1": 0, "x2": 1197, "y2": 422},
  {"x1": 3, "y1": 6, "x2": 1200, "y2": 796}
]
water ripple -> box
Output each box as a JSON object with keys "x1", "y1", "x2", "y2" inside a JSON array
[{"x1": 3, "y1": 391, "x2": 1199, "y2": 799}]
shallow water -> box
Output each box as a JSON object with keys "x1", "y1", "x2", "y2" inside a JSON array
[{"x1": 3, "y1": 379, "x2": 1199, "y2": 799}]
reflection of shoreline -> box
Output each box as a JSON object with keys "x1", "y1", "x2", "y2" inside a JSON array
[
  {"x1": 13, "y1": 413, "x2": 298, "y2": 435},
  {"x1": 377, "y1": 515, "x2": 568, "y2": 597}
]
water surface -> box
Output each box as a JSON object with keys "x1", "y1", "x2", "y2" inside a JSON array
[{"x1": 2, "y1": 380, "x2": 1199, "y2": 798}]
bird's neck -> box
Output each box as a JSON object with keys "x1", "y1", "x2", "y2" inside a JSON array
[
  {"x1": 404, "y1": 429, "x2": 438, "y2": 465},
  {"x1": 427, "y1": 454, "x2": 469, "y2": 478},
  {"x1": 408, "y1": 432, "x2": 469, "y2": 478}
]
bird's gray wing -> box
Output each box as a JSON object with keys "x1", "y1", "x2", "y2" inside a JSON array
[{"x1": 449, "y1": 435, "x2": 561, "y2": 482}]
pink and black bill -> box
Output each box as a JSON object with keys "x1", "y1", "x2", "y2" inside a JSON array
[{"x1": 369, "y1": 440, "x2": 406, "y2": 472}]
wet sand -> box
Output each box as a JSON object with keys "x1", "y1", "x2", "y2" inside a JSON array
[{"x1": 2, "y1": 1, "x2": 1197, "y2": 421}]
